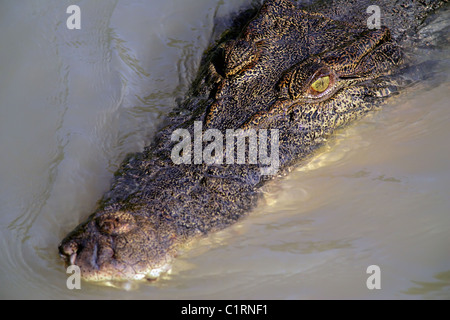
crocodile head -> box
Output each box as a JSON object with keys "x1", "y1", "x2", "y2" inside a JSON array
[
  {"x1": 59, "y1": 0, "x2": 403, "y2": 283},
  {"x1": 202, "y1": 0, "x2": 402, "y2": 136}
]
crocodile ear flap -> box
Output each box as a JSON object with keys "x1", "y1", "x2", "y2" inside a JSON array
[
  {"x1": 321, "y1": 26, "x2": 397, "y2": 77},
  {"x1": 353, "y1": 41, "x2": 403, "y2": 77}
]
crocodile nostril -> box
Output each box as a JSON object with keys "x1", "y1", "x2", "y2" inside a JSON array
[{"x1": 59, "y1": 240, "x2": 79, "y2": 263}]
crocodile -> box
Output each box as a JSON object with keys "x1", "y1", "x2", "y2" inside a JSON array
[{"x1": 58, "y1": 0, "x2": 448, "y2": 283}]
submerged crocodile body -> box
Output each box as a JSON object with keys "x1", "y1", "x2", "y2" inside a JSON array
[{"x1": 59, "y1": 0, "x2": 447, "y2": 282}]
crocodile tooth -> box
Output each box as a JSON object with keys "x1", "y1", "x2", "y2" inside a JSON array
[{"x1": 70, "y1": 253, "x2": 77, "y2": 266}]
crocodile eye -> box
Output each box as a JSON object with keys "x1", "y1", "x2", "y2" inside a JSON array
[
  {"x1": 304, "y1": 69, "x2": 337, "y2": 100},
  {"x1": 278, "y1": 64, "x2": 337, "y2": 102},
  {"x1": 310, "y1": 75, "x2": 330, "y2": 93}
]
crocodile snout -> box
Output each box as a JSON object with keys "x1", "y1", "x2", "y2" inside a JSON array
[{"x1": 59, "y1": 239, "x2": 79, "y2": 265}]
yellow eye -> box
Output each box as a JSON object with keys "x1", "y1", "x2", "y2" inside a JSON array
[{"x1": 310, "y1": 76, "x2": 330, "y2": 93}]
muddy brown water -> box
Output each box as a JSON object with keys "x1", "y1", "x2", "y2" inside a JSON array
[{"x1": 0, "y1": 0, "x2": 449, "y2": 299}]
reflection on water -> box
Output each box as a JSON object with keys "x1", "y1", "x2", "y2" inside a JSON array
[
  {"x1": 403, "y1": 270, "x2": 450, "y2": 299},
  {"x1": 0, "y1": 0, "x2": 449, "y2": 299}
]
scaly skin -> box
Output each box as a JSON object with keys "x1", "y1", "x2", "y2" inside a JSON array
[{"x1": 58, "y1": 0, "x2": 447, "y2": 282}]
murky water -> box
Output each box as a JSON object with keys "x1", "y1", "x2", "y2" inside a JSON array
[{"x1": 1, "y1": 0, "x2": 449, "y2": 299}]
